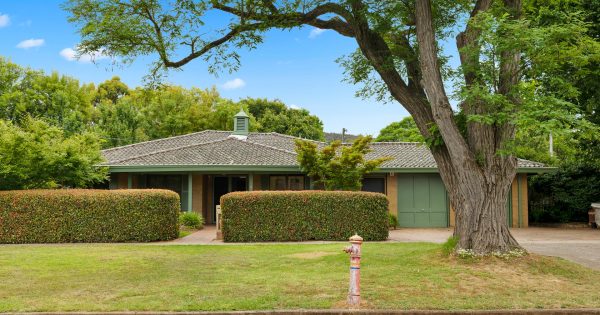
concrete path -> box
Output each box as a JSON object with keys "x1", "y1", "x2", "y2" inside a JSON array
[{"x1": 169, "y1": 226, "x2": 600, "y2": 270}]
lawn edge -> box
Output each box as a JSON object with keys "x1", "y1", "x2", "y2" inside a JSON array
[{"x1": 3, "y1": 309, "x2": 600, "y2": 315}]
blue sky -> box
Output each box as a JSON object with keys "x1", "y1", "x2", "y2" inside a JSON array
[{"x1": 0, "y1": 1, "x2": 455, "y2": 136}]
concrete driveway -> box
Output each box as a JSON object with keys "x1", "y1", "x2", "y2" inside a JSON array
[{"x1": 389, "y1": 227, "x2": 600, "y2": 270}]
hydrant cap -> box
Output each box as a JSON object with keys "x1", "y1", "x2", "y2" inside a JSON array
[{"x1": 349, "y1": 234, "x2": 363, "y2": 242}]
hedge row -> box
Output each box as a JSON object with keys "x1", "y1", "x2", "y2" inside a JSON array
[
  {"x1": 0, "y1": 189, "x2": 180, "y2": 243},
  {"x1": 221, "y1": 190, "x2": 389, "y2": 242}
]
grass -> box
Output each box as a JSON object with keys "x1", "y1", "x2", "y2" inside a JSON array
[{"x1": 0, "y1": 242, "x2": 599, "y2": 312}]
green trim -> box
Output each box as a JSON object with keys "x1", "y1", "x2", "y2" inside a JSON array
[
  {"x1": 187, "y1": 173, "x2": 193, "y2": 213},
  {"x1": 106, "y1": 165, "x2": 556, "y2": 175},
  {"x1": 248, "y1": 174, "x2": 254, "y2": 191},
  {"x1": 107, "y1": 165, "x2": 301, "y2": 173},
  {"x1": 375, "y1": 167, "x2": 556, "y2": 174},
  {"x1": 127, "y1": 174, "x2": 132, "y2": 189},
  {"x1": 446, "y1": 191, "x2": 450, "y2": 227},
  {"x1": 378, "y1": 168, "x2": 440, "y2": 173},
  {"x1": 515, "y1": 167, "x2": 557, "y2": 174},
  {"x1": 507, "y1": 189, "x2": 513, "y2": 227},
  {"x1": 517, "y1": 175, "x2": 522, "y2": 228}
]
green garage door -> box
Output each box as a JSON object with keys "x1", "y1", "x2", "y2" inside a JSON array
[{"x1": 397, "y1": 174, "x2": 448, "y2": 227}]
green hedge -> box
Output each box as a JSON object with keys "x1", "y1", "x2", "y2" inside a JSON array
[
  {"x1": 221, "y1": 190, "x2": 389, "y2": 242},
  {"x1": 529, "y1": 163, "x2": 600, "y2": 223},
  {"x1": 0, "y1": 189, "x2": 180, "y2": 243}
]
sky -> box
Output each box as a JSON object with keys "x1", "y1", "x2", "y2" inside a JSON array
[{"x1": 0, "y1": 1, "x2": 458, "y2": 136}]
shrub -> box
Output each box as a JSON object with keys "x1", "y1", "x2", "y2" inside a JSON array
[
  {"x1": 0, "y1": 189, "x2": 180, "y2": 243},
  {"x1": 388, "y1": 213, "x2": 398, "y2": 229},
  {"x1": 529, "y1": 163, "x2": 600, "y2": 223},
  {"x1": 179, "y1": 212, "x2": 203, "y2": 229},
  {"x1": 221, "y1": 190, "x2": 389, "y2": 242}
]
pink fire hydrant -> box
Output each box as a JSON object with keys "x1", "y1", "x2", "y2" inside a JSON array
[{"x1": 343, "y1": 234, "x2": 363, "y2": 307}]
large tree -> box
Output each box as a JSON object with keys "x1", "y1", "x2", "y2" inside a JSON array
[
  {"x1": 376, "y1": 117, "x2": 424, "y2": 143},
  {"x1": 65, "y1": 0, "x2": 596, "y2": 253},
  {"x1": 242, "y1": 98, "x2": 325, "y2": 140},
  {"x1": 0, "y1": 118, "x2": 106, "y2": 190}
]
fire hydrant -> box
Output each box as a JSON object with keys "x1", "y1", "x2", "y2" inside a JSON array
[{"x1": 343, "y1": 234, "x2": 363, "y2": 307}]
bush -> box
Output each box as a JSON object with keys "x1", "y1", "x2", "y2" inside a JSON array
[
  {"x1": 388, "y1": 213, "x2": 398, "y2": 229},
  {"x1": 529, "y1": 163, "x2": 600, "y2": 223},
  {"x1": 179, "y1": 212, "x2": 204, "y2": 229},
  {"x1": 0, "y1": 189, "x2": 180, "y2": 243},
  {"x1": 221, "y1": 190, "x2": 389, "y2": 242}
]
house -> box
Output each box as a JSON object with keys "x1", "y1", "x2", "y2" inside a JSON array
[{"x1": 101, "y1": 110, "x2": 552, "y2": 228}]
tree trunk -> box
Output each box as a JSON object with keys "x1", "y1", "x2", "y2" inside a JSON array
[
  {"x1": 448, "y1": 159, "x2": 520, "y2": 253},
  {"x1": 410, "y1": 0, "x2": 523, "y2": 254}
]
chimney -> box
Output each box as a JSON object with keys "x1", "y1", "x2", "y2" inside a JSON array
[{"x1": 233, "y1": 108, "x2": 249, "y2": 136}]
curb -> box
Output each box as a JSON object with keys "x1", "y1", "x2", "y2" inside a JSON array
[{"x1": 4, "y1": 309, "x2": 600, "y2": 315}]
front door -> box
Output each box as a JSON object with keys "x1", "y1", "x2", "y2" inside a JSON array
[{"x1": 212, "y1": 176, "x2": 247, "y2": 223}]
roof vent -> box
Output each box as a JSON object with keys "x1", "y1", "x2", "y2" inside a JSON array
[{"x1": 233, "y1": 108, "x2": 249, "y2": 136}]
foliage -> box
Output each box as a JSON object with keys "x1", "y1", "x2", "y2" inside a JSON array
[
  {"x1": 0, "y1": 189, "x2": 180, "y2": 243},
  {"x1": 179, "y1": 212, "x2": 203, "y2": 229},
  {"x1": 506, "y1": 0, "x2": 600, "y2": 166},
  {"x1": 220, "y1": 190, "x2": 389, "y2": 242},
  {"x1": 388, "y1": 213, "x2": 398, "y2": 229},
  {"x1": 295, "y1": 136, "x2": 391, "y2": 191},
  {"x1": 0, "y1": 57, "x2": 94, "y2": 135},
  {"x1": 376, "y1": 117, "x2": 425, "y2": 143},
  {"x1": 242, "y1": 98, "x2": 324, "y2": 140},
  {"x1": 529, "y1": 163, "x2": 600, "y2": 223},
  {"x1": 0, "y1": 118, "x2": 107, "y2": 190}
]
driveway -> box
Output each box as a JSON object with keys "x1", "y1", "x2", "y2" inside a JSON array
[{"x1": 389, "y1": 227, "x2": 600, "y2": 270}]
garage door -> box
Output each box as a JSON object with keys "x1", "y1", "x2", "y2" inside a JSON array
[{"x1": 397, "y1": 174, "x2": 448, "y2": 227}]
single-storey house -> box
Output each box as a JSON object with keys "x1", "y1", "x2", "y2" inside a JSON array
[{"x1": 101, "y1": 110, "x2": 552, "y2": 228}]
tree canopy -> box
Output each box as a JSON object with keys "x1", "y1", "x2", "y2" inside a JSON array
[
  {"x1": 0, "y1": 118, "x2": 106, "y2": 190},
  {"x1": 376, "y1": 117, "x2": 424, "y2": 143},
  {"x1": 295, "y1": 136, "x2": 389, "y2": 191}
]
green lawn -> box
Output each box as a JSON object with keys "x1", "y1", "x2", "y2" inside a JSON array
[{"x1": 0, "y1": 243, "x2": 599, "y2": 312}]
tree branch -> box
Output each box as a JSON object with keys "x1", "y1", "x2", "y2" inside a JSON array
[
  {"x1": 415, "y1": 0, "x2": 479, "y2": 172},
  {"x1": 212, "y1": 1, "x2": 355, "y2": 37}
]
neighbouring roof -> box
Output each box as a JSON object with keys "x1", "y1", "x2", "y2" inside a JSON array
[{"x1": 101, "y1": 130, "x2": 548, "y2": 171}]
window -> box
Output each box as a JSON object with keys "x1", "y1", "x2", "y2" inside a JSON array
[
  {"x1": 270, "y1": 176, "x2": 287, "y2": 190},
  {"x1": 362, "y1": 178, "x2": 386, "y2": 194},
  {"x1": 288, "y1": 176, "x2": 305, "y2": 190},
  {"x1": 145, "y1": 174, "x2": 188, "y2": 211},
  {"x1": 270, "y1": 175, "x2": 305, "y2": 190}
]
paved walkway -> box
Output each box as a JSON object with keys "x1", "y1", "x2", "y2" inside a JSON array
[{"x1": 168, "y1": 226, "x2": 600, "y2": 269}]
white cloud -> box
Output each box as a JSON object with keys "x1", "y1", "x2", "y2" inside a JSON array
[
  {"x1": 16, "y1": 38, "x2": 44, "y2": 49},
  {"x1": 0, "y1": 14, "x2": 10, "y2": 28},
  {"x1": 289, "y1": 104, "x2": 301, "y2": 110},
  {"x1": 60, "y1": 47, "x2": 108, "y2": 63},
  {"x1": 221, "y1": 78, "x2": 246, "y2": 90},
  {"x1": 308, "y1": 27, "x2": 326, "y2": 39}
]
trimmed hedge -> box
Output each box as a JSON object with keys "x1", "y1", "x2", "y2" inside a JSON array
[
  {"x1": 221, "y1": 190, "x2": 389, "y2": 242},
  {"x1": 0, "y1": 189, "x2": 180, "y2": 243}
]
